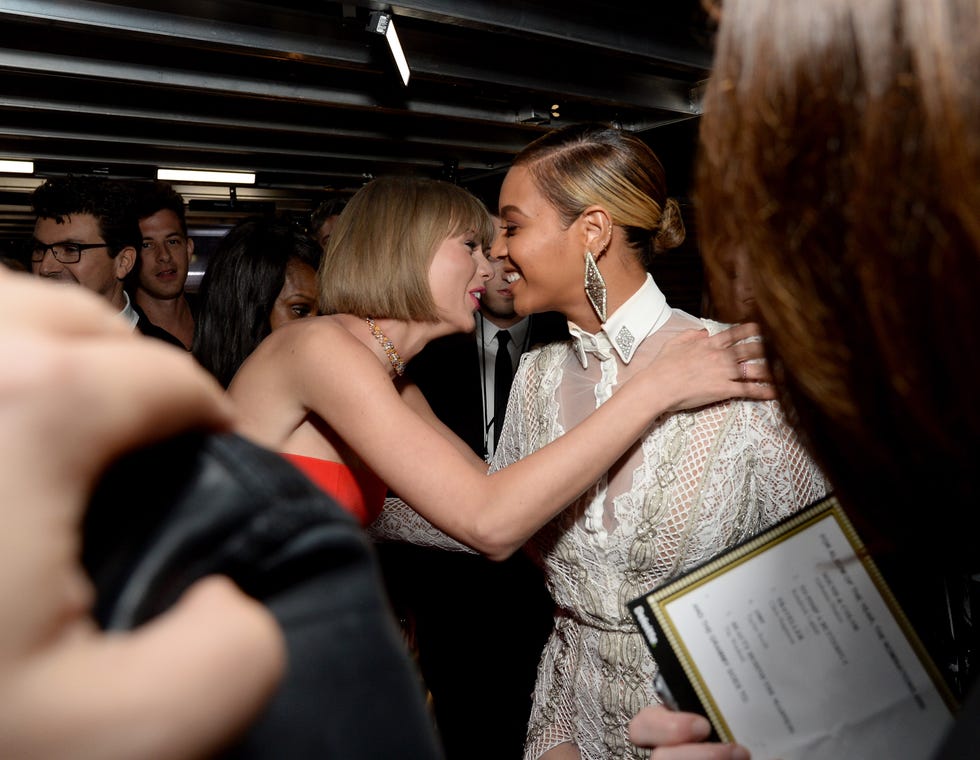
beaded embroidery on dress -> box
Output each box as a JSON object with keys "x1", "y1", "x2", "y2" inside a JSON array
[{"x1": 492, "y1": 311, "x2": 828, "y2": 760}]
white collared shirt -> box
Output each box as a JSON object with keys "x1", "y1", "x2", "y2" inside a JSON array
[
  {"x1": 566, "y1": 274, "x2": 673, "y2": 408},
  {"x1": 567, "y1": 274, "x2": 672, "y2": 370},
  {"x1": 118, "y1": 290, "x2": 139, "y2": 331}
]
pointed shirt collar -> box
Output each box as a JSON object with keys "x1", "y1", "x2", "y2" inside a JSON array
[{"x1": 567, "y1": 274, "x2": 671, "y2": 369}]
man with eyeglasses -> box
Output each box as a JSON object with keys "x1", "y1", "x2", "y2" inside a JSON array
[{"x1": 31, "y1": 175, "x2": 179, "y2": 343}]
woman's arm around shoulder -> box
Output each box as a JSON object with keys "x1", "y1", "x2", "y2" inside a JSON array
[{"x1": 238, "y1": 319, "x2": 777, "y2": 561}]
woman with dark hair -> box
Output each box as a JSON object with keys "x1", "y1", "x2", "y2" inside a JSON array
[
  {"x1": 629, "y1": 0, "x2": 980, "y2": 757},
  {"x1": 192, "y1": 216, "x2": 321, "y2": 388}
]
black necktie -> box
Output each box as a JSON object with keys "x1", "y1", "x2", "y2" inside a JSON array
[{"x1": 493, "y1": 330, "x2": 513, "y2": 446}]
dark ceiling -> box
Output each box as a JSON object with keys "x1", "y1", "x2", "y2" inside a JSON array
[{"x1": 0, "y1": 0, "x2": 714, "y2": 238}]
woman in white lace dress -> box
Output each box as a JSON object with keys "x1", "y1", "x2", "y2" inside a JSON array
[{"x1": 490, "y1": 124, "x2": 828, "y2": 759}]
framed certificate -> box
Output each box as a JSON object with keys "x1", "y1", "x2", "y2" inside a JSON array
[{"x1": 628, "y1": 494, "x2": 956, "y2": 759}]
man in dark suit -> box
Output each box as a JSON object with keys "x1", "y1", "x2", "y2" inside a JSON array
[{"x1": 378, "y1": 236, "x2": 568, "y2": 759}]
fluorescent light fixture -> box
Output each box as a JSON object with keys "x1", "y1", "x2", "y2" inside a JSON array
[
  {"x1": 157, "y1": 168, "x2": 255, "y2": 184},
  {"x1": 384, "y1": 18, "x2": 410, "y2": 86},
  {"x1": 367, "y1": 11, "x2": 410, "y2": 86},
  {"x1": 0, "y1": 159, "x2": 34, "y2": 174}
]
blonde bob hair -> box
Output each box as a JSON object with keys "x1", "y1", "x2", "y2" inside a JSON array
[{"x1": 318, "y1": 175, "x2": 494, "y2": 320}]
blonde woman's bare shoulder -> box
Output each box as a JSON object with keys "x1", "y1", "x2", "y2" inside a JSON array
[
  {"x1": 243, "y1": 314, "x2": 344, "y2": 361},
  {"x1": 259, "y1": 314, "x2": 394, "y2": 401},
  {"x1": 281, "y1": 314, "x2": 376, "y2": 367},
  {"x1": 227, "y1": 317, "x2": 332, "y2": 392},
  {"x1": 227, "y1": 319, "x2": 349, "y2": 446}
]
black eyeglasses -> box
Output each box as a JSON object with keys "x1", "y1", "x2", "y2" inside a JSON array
[{"x1": 31, "y1": 241, "x2": 111, "y2": 264}]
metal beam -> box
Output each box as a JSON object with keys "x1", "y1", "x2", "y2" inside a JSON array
[
  {"x1": 384, "y1": 0, "x2": 713, "y2": 69},
  {"x1": 0, "y1": 48, "x2": 519, "y2": 124},
  {"x1": 0, "y1": 0, "x2": 370, "y2": 64},
  {"x1": 0, "y1": 2, "x2": 702, "y2": 115},
  {"x1": 0, "y1": 93, "x2": 534, "y2": 154}
]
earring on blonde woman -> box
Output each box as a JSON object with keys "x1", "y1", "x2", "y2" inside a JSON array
[{"x1": 584, "y1": 250, "x2": 607, "y2": 322}]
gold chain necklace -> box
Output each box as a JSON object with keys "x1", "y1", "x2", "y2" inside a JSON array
[{"x1": 365, "y1": 317, "x2": 406, "y2": 377}]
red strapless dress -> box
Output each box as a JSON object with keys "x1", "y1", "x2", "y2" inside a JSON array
[{"x1": 281, "y1": 454, "x2": 386, "y2": 527}]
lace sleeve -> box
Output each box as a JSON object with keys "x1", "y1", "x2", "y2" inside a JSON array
[
  {"x1": 699, "y1": 317, "x2": 830, "y2": 523},
  {"x1": 490, "y1": 343, "x2": 566, "y2": 473},
  {"x1": 747, "y1": 399, "x2": 831, "y2": 524},
  {"x1": 366, "y1": 496, "x2": 477, "y2": 553}
]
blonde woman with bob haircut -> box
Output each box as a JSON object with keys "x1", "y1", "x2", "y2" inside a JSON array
[
  {"x1": 229, "y1": 172, "x2": 777, "y2": 556},
  {"x1": 315, "y1": 175, "x2": 489, "y2": 322},
  {"x1": 487, "y1": 123, "x2": 827, "y2": 759}
]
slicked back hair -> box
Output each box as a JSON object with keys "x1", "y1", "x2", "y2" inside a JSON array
[{"x1": 512, "y1": 123, "x2": 685, "y2": 265}]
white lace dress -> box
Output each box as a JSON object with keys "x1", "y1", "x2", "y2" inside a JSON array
[{"x1": 492, "y1": 310, "x2": 829, "y2": 759}]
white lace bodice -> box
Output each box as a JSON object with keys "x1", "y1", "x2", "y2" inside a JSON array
[{"x1": 492, "y1": 312, "x2": 828, "y2": 759}]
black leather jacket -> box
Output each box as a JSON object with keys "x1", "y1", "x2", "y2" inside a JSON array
[{"x1": 83, "y1": 431, "x2": 443, "y2": 759}]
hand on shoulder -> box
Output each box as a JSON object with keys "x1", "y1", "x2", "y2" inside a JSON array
[{"x1": 642, "y1": 322, "x2": 776, "y2": 412}]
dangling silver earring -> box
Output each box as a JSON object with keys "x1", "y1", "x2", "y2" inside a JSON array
[{"x1": 584, "y1": 250, "x2": 607, "y2": 322}]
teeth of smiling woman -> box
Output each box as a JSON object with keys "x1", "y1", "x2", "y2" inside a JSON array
[{"x1": 504, "y1": 272, "x2": 522, "y2": 284}]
